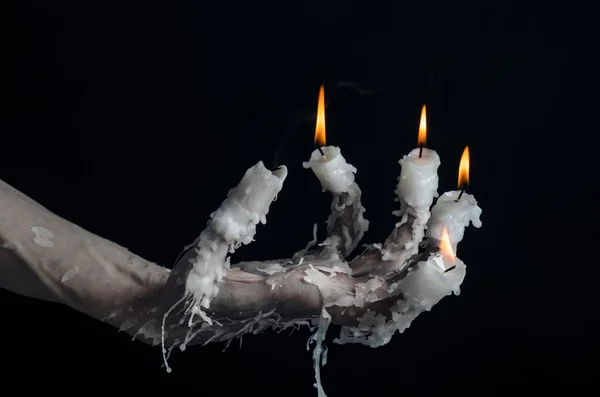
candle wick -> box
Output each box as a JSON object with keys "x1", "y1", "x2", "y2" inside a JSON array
[
  {"x1": 456, "y1": 189, "x2": 465, "y2": 202},
  {"x1": 418, "y1": 143, "x2": 424, "y2": 158},
  {"x1": 444, "y1": 265, "x2": 456, "y2": 273},
  {"x1": 316, "y1": 145, "x2": 328, "y2": 161}
]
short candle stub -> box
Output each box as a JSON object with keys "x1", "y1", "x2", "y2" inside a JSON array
[
  {"x1": 397, "y1": 147, "x2": 441, "y2": 209},
  {"x1": 305, "y1": 146, "x2": 356, "y2": 193},
  {"x1": 427, "y1": 190, "x2": 482, "y2": 252}
]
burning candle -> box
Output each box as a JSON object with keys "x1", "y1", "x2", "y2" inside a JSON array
[
  {"x1": 401, "y1": 228, "x2": 466, "y2": 310},
  {"x1": 304, "y1": 84, "x2": 357, "y2": 194},
  {"x1": 428, "y1": 146, "x2": 482, "y2": 252},
  {"x1": 396, "y1": 105, "x2": 441, "y2": 209}
]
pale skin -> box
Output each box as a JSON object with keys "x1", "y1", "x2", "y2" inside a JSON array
[{"x1": 0, "y1": 177, "x2": 435, "y2": 348}]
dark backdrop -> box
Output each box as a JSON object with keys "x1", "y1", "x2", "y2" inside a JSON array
[{"x1": 2, "y1": 0, "x2": 588, "y2": 394}]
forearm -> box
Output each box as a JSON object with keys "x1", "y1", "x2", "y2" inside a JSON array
[{"x1": 0, "y1": 179, "x2": 169, "y2": 326}]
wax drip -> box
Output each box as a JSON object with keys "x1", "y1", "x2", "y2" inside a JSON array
[
  {"x1": 161, "y1": 295, "x2": 187, "y2": 373},
  {"x1": 307, "y1": 313, "x2": 331, "y2": 397}
]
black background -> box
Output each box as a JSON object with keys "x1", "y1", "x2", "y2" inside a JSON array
[{"x1": 1, "y1": 0, "x2": 591, "y2": 394}]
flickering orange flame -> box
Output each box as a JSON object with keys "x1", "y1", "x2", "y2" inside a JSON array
[
  {"x1": 458, "y1": 146, "x2": 470, "y2": 188},
  {"x1": 417, "y1": 104, "x2": 427, "y2": 146},
  {"x1": 314, "y1": 84, "x2": 326, "y2": 147},
  {"x1": 439, "y1": 227, "x2": 456, "y2": 263}
]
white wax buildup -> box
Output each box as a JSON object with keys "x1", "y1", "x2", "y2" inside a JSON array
[
  {"x1": 303, "y1": 146, "x2": 356, "y2": 194},
  {"x1": 428, "y1": 190, "x2": 482, "y2": 251},
  {"x1": 163, "y1": 162, "x2": 287, "y2": 372},
  {"x1": 210, "y1": 161, "x2": 288, "y2": 243},
  {"x1": 401, "y1": 254, "x2": 466, "y2": 311},
  {"x1": 396, "y1": 148, "x2": 441, "y2": 209},
  {"x1": 185, "y1": 161, "x2": 287, "y2": 310}
]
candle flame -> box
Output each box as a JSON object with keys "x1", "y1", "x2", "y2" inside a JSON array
[
  {"x1": 417, "y1": 104, "x2": 427, "y2": 146},
  {"x1": 439, "y1": 227, "x2": 456, "y2": 263},
  {"x1": 314, "y1": 84, "x2": 326, "y2": 147},
  {"x1": 458, "y1": 146, "x2": 470, "y2": 188}
]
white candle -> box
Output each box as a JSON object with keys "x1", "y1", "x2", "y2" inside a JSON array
[
  {"x1": 428, "y1": 146, "x2": 481, "y2": 251},
  {"x1": 427, "y1": 190, "x2": 482, "y2": 252},
  {"x1": 401, "y1": 228, "x2": 465, "y2": 310},
  {"x1": 401, "y1": 253, "x2": 466, "y2": 310},
  {"x1": 304, "y1": 146, "x2": 356, "y2": 194},
  {"x1": 380, "y1": 106, "x2": 439, "y2": 265},
  {"x1": 396, "y1": 105, "x2": 440, "y2": 209},
  {"x1": 185, "y1": 161, "x2": 287, "y2": 312},
  {"x1": 210, "y1": 161, "x2": 288, "y2": 244},
  {"x1": 396, "y1": 147, "x2": 441, "y2": 209},
  {"x1": 303, "y1": 84, "x2": 357, "y2": 194}
]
